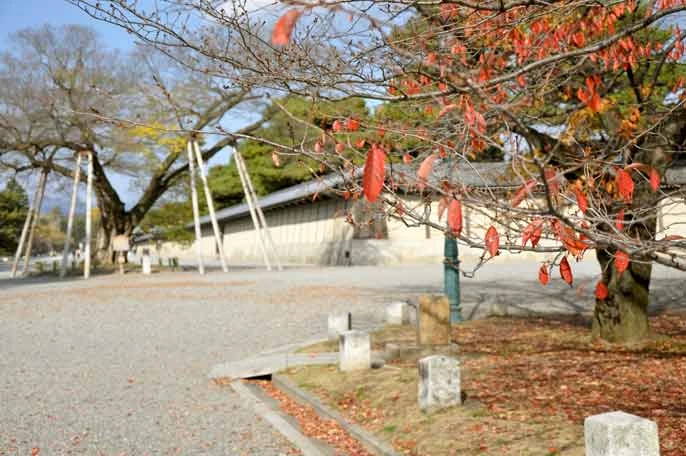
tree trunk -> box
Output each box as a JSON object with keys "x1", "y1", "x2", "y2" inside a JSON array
[
  {"x1": 592, "y1": 184, "x2": 658, "y2": 344},
  {"x1": 592, "y1": 247, "x2": 652, "y2": 343}
]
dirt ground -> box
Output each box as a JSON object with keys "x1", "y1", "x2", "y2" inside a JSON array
[{"x1": 282, "y1": 313, "x2": 686, "y2": 455}]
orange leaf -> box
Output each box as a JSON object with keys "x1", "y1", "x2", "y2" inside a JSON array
[
  {"x1": 511, "y1": 178, "x2": 538, "y2": 207},
  {"x1": 649, "y1": 168, "x2": 660, "y2": 192},
  {"x1": 616, "y1": 168, "x2": 634, "y2": 203},
  {"x1": 538, "y1": 264, "x2": 549, "y2": 285},
  {"x1": 362, "y1": 144, "x2": 386, "y2": 203},
  {"x1": 522, "y1": 218, "x2": 544, "y2": 248},
  {"x1": 485, "y1": 226, "x2": 499, "y2": 257},
  {"x1": 346, "y1": 117, "x2": 360, "y2": 132},
  {"x1": 335, "y1": 143, "x2": 345, "y2": 154},
  {"x1": 615, "y1": 251, "x2": 630, "y2": 274},
  {"x1": 615, "y1": 209, "x2": 625, "y2": 231},
  {"x1": 560, "y1": 256, "x2": 573, "y2": 286},
  {"x1": 272, "y1": 9, "x2": 301, "y2": 46},
  {"x1": 355, "y1": 138, "x2": 366, "y2": 148},
  {"x1": 403, "y1": 153, "x2": 413, "y2": 164},
  {"x1": 545, "y1": 168, "x2": 560, "y2": 195},
  {"x1": 447, "y1": 199, "x2": 463, "y2": 236},
  {"x1": 417, "y1": 154, "x2": 437, "y2": 191},
  {"x1": 574, "y1": 188, "x2": 588, "y2": 213},
  {"x1": 595, "y1": 281, "x2": 609, "y2": 300},
  {"x1": 332, "y1": 119, "x2": 343, "y2": 132}
]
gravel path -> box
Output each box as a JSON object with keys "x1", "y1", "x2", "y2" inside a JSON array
[{"x1": 1, "y1": 262, "x2": 683, "y2": 455}]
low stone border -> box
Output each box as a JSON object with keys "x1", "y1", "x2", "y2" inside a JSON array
[{"x1": 272, "y1": 374, "x2": 400, "y2": 456}]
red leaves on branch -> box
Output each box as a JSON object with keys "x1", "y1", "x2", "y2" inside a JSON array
[
  {"x1": 346, "y1": 117, "x2": 360, "y2": 132},
  {"x1": 485, "y1": 226, "x2": 499, "y2": 257},
  {"x1": 403, "y1": 153, "x2": 413, "y2": 164},
  {"x1": 362, "y1": 144, "x2": 386, "y2": 203},
  {"x1": 615, "y1": 208, "x2": 625, "y2": 231},
  {"x1": 332, "y1": 119, "x2": 343, "y2": 132},
  {"x1": 538, "y1": 264, "x2": 550, "y2": 285},
  {"x1": 615, "y1": 251, "x2": 630, "y2": 274},
  {"x1": 335, "y1": 143, "x2": 345, "y2": 154},
  {"x1": 650, "y1": 168, "x2": 661, "y2": 192},
  {"x1": 595, "y1": 281, "x2": 609, "y2": 300},
  {"x1": 437, "y1": 196, "x2": 448, "y2": 221},
  {"x1": 272, "y1": 9, "x2": 301, "y2": 46},
  {"x1": 616, "y1": 168, "x2": 635, "y2": 203},
  {"x1": 577, "y1": 76, "x2": 602, "y2": 112},
  {"x1": 417, "y1": 154, "x2": 436, "y2": 191},
  {"x1": 522, "y1": 218, "x2": 544, "y2": 248},
  {"x1": 559, "y1": 256, "x2": 573, "y2": 286},
  {"x1": 511, "y1": 178, "x2": 538, "y2": 207},
  {"x1": 574, "y1": 188, "x2": 589, "y2": 213},
  {"x1": 447, "y1": 199, "x2": 463, "y2": 236},
  {"x1": 544, "y1": 168, "x2": 561, "y2": 195}
]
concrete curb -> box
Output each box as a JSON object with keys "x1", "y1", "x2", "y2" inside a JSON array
[
  {"x1": 272, "y1": 374, "x2": 400, "y2": 456},
  {"x1": 230, "y1": 380, "x2": 325, "y2": 456}
]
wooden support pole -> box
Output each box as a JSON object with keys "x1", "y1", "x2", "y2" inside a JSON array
[
  {"x1": 192, "y1": 141, "x2": 228, "y2": 272},
  {"x1": 60, "y1": 153, "x2": 83, "y2": 278},
  {"x1": 234, "y1": 151, "x2": 272, "y2": 271},
  {"x1": 84, "y1": 152, "x2": 93, "y2": 279},
  {"x1": 10, "y1": 171, "x2": 46, "y2": 278},
  {"x1": 21, "y1": 168, "x2": 49, "y2": 276},
  {"x1": 187, "y1": 141, "x2": 205, "y2": 275},
  {"x1": 235, "y1": 151, "x2": 282, "y2": 271}
]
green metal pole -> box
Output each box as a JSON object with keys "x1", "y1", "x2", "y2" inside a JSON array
[{"x1": 444, "y1": 235, "x2": 462, "y2": 323}]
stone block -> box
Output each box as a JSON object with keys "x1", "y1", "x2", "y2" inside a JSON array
[
  {"x1": 417, "y1": 295, "x2": 451, "y2": 346},
  {"x1": 386, "y1": 301, "x2": 409, "y2": 325},
  {"x1": 418, "y1": 355, "x2": 461, "y2": 413},
  {"x1": 339, "y1": 330, "x2": 370, "y2": 371},
  {"x1": 584, "y1": 411, "x2": 659, "y2": 456},
  {"x1": 328, "y1": 312, "x2": 351, "y2": 340},
  {"x1": 142, "y1": 255, "x2": 152, "y2": 275}
]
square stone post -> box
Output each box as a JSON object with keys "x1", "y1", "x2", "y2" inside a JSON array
[
  {"x1": 418, "y1": 355, "x2": 461, "y2": 413},
  {"x1": 584, "y1": 411, "x2": 659, "y2": 456},
  {"x1": 328, "y1": 312, "x2": 351, "y2": 340},
  {"x1": 417, "y1": 295, "x2": 451, "y2": 346},
  {"x1": 386, "y1": 301, "x2": 409, "y2": 325},
  {"x1": 339, "y1": 330, "x2": 371, "y2": 371}
]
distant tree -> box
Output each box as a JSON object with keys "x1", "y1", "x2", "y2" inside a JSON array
[{"x1": 0, "y1": 178, "x2": 28, "y2": 255}]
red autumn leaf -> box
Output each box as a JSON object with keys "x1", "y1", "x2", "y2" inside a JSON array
[
  {"x1": 485, "y1": 226, "x2": 499, "y2": 257},
  {"x1": 447, "y1": 199, "x2": 463, "y2": 236},
  {"x1": 437, "y1": 197, "x2": 448, "y2": 221},
  {"x1": 332, "y1": 119, "x2": 343, "y2": 132},
  {"x1": 335, "y1": 143, "x2": 345, "y2": 154},
  {"x1": 271, "y1": 151, "x2": 281, "y2": 167},
  {"x1": 574, "y1": 188, "x2": 589, "y2": 213},
  {"x1": 362, "y1": 144, "x2": 386, "y2": 203},
  {"x1": 615, "y1": 250, "x2": 630, "y2": 274},
  {"x1": 544, "y1": 168, "x2": 560, "y2": 195},
  {"x1": 595, "y1": 281, "x2": 609, "y2": 300},
  {"x1": 522, "y1": 218, "x2": 544, "y2": 248},
  {"x1": 355, "y1": 138, "x2": 366, "y2": 148},
  {"x1": 560, "y1": 256, "x2": 573, "y2": 286},
  {"x1": 511, "y1": 178, "x2": 538, "y2": 207},
  {"x1": 403, "y1": 153, "x2": 413, "y2": 164},
  {"x1": 616, "y1": 168, "x2": 634, "y2": 203},
  {"x1": 272, "y1": 9, "x2": 301, "y2": 46},
  {"x1": 346, "y1": 117, "x2": 360, "y2": 132},
  {"x1": 539, "y1": 264, "x2": 550, "y2": 285},
  {"x1": 615, "y1": 208, "x2": 625, "y2": 231},
  {"x1": 417, "y1": 154, "x2": 437, "y2": 191},
  {"x1": 649, "y1": 168, "x2": 660, "y2": 192}
]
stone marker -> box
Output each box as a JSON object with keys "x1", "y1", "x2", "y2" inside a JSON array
[
  {"x1": 418, "y1": 355, "x2": 461, "y2": 413},
  {"x1": 328, "y1": 312, "x2": 352, "y2": 340},
  {"x1": 417, "y1": 295, "x2": 451, "y2": 346},
  {"x1": 339, "y1": 330, "x2": 371, "y2": 371},
  {"x1": 142, "y1": 254, "x2": 152, "y2": 275},
  {"x1": 584, "y1": 411, "x2": 659, "y2": 456},
  {"x1": 386, "y1": 301, "x2": 409, "y2": 325}
]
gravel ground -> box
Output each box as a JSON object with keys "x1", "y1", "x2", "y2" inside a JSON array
[{"x1": 1, "y1": 261, "x2": 683, "y2": 455}]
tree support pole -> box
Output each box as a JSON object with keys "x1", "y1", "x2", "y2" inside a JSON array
[
  {"x1": 192, "y1": 140, "x2": 228, "y2": 272},
  {"x1": 84, "y1": 152, "x2": 93, "y2": 279},
  {"x1": 444, "y1": 235, "x2": 462, "y2": 323},
  {"x1": 21, "y1": 168, "x2": 49, "y2": 276},
  {"x1": 10, "y1": 170, "x2": 46, "y2": 278},
  {"x1": 234, "y1": 151, "x2": 272, "y2": 271},
  {"x1": 235, "y1": 151, "x2": 282, "y2": 271},
  {"x1": 60, "y1": 153, "x2": 83, "y2": 278},
  {"x1": 187, "y1": 141, "x2": 205, "y2": 275}
]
